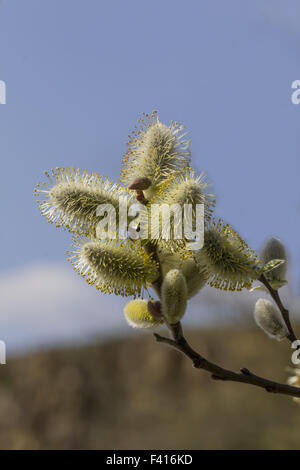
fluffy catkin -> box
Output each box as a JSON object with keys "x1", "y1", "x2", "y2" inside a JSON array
[
  {"x1": 151, "y1": 171, "x2": 215, "y2": 222},
  {"x1": 142, "y1": 172, "x2": 215, "y2": 251},
  {"x1": 158, "y1": 250, "x2": 207, "y2": 298},
  {"x1": 181, "y1": 258, "x2": 208, "y2": 298},
  {"x1": 161, "y1": 269, "x2": 188, "y2": 324},
  {"x1": 68, "y1": 238, "x2": 159, "y2": 297},
  {"x1": 120, "y1": 111, "x2": 191, "y2": 198},
  {"x1": 254, "y1": 298, "x2": 288, "y2": 340},
  {"x1": 195, "y1": 219, "x2": 259, "y2": 291},
  {"x1": 261, "y1": 237, "x2": 287, "y2": 289},
  {"x1": 35, "y1": 167, "x2": 131, "y2": 236},
  {"x1": 124, "y1": 299, "x2": 163, "y2": 328},
  {"x1": 287, "y1": 369, "x2": 300, "y2": 405}
]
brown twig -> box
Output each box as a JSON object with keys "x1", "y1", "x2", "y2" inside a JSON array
[{"x1": 154, "y1": 322, "x2": 300, "y2": 399}]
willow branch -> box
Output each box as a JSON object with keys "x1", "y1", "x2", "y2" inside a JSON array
[
  {"x1": 135, "y1": 190, "x2": 300, "y2": 399},
  {"x1": 154, "y1": 322, "x2": 300, "y2": 399}
]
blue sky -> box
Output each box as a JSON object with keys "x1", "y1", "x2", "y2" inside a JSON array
[{"x1": 0, "y1": 0, "x2": 300, "y2": 352}]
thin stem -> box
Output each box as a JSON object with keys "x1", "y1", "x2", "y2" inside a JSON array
[
  {"x1": 144, "y1": 241, "x2": 163, "y2": 298},
  {"x1": 259, "y1": 274, "x2": 298, "y2": 344}
]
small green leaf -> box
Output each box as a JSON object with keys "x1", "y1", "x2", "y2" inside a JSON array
[
  {"x1": 261, "y1": 259, "x2": 285, "y2": 274},
  {"x1": 269, "y1": 279, "x2": 288, "y2": 290},
  {"x1": 249, "y1": 286, "x2": 269, "y2": 293}
]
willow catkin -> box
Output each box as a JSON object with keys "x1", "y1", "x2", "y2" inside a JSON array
[
  {"x1": 120, "y1": 111, "x2": 191, "y2": 199},
  {"x1": 142, "y1": 171, "x2": 215, "y2": 251},
  {"x1": 68, "y1": 238, "x2": 159, "y2": 297},
  {"x1": 124, "y1": 299, "x2": 163, "y2": 328},
  {"x1": 158, "y1": 250, "x2": 207, "y2": 298},
  {"x1": 161, "y1": 269, "x2": 188, "y2": 324},
  {"x1": 195, "y1": 219, "x2": 259, "y2": 291},
  {"x1": 261, "y1": 237, "x2": 287, "y2": 289},
  {"x1": 254, "y1": 298, "x2": 288, "y2": 340},
  {"x1": 35, "y1": 167, "x2": 131, "y2": 235},
  {"x1": 181, "y1": 258, "x2": 208, "y2": 298}
]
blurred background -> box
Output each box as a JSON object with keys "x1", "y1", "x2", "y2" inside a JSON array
[{"x1": 0, "y1": 0, "x2": 300, "y2": 449}]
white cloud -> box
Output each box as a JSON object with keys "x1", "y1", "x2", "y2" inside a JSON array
[{"x1": 0, "y1": 262, "x2": 125, "y2": 354}]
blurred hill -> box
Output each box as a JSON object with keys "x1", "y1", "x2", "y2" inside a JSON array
[{"x1": 0, "y1": 327, "x2": 300, "y2": 450}]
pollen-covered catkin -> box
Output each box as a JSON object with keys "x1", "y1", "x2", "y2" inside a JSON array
[
  {"x1": 254, "y1": 298, "x2": 288, "y2": 340},
  {"x1": 68, "y1": 238, "x2": 159, "y2": 297},
  {"x1": 161, "y1": 269, "x2": 188, "y2": 324},
  {"x1": 195, "y1": 219, "x2": 259, "y2": 291},
  {"x1": 143, "y1": 172, "x2": 215, "y2": 250},
  {"x1": 152, "y1": 172, "x2": 215, "y2": 222},
  {"x1": 35, "y1": 167, "x2": 131, "y2": 235},
  {"x1": 120, "y1": 111, "x2": 191, "y2": 199},
  {"x1": 124, "y1": 299, "x2": 163, "y2": 328}
]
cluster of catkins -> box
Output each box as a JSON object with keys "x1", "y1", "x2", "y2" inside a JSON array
[{"x1": 35, "y1": 111, "x2": 289, "y2": 335}]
